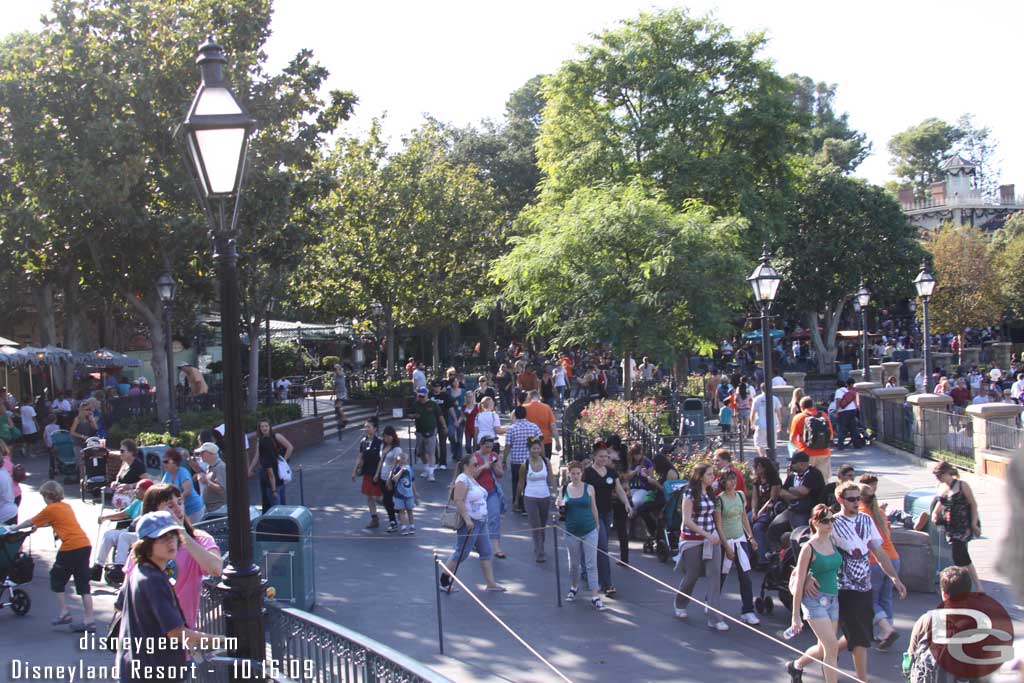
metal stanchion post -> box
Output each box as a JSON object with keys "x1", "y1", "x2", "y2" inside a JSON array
[
  {"x1": 552, "y1": 521, "x2": 562, "y2": 607},
  {"x1": 433, "y1": 553, "x2": 445, "y2": 654},
  {"x1": 298, "y1": 465, "x2": 305, "y2": 506}
]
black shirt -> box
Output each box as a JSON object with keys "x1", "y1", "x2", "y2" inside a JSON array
[
  {"x1": 116, "y1": 455, "x2": 147, "y2": 485},
  {"x1": 360, "y1": 435, "x2": 382, "y2": 478},
  {"x1": 584, "y1": 466, "x2": 619, "y2": 515},
  {"x1": 783, "y1": 467, "x2": 825, "y2": 515},
  {"x1": 755, "y1": 470, "x2": 782, "y2": 509}
]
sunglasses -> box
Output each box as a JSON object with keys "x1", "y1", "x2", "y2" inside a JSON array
[
  {"x1": 818, "y1": 517, "x2": 834, "y2": 525},
  {"x1": 843, "y1": 496, "x2": 861, "y2": 503},
  {"x1": 163, "y1": 460, "x2": 174, "y2": 465}
]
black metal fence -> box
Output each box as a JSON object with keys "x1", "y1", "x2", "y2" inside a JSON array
[
  {"x1": 859, "y1": 393, "x2": 878, "y2": 435},
  {"x1": 879, "y1": 398, "x2": 914, "y2": 452}
]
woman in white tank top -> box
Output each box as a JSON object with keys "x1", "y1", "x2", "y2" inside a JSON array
[{"x1": 517, "y1": 437, "x2": 555, "y2": 562}]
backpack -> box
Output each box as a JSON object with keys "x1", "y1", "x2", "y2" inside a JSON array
[{"x1": 803, "y1": 411, "x2": 831, "y2": 450}]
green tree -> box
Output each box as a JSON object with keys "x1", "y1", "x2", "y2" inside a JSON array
[
  {"x1": 0, "y1": 0, "x2": 353, "y2": 420},
  {"x1": 493, "y1": 181, "x2": 748, "y2": 398},
  {"x1": 787, "y1": 75, "x2": 870, "y2": 173},
  {"x1": 994, "y1": 228, "x2": 1024, "y2": 321},
  {"x1": 773, "y1": 163, "x2": 924, "y2": 374},
  {"x1": 887, "y1": 115, "x2": 997, "y2": 200},
  {"x1": 535, "y1": 8, "x2": 800, "y2": 221},
  {"x1": 928, "y1": 225, "x2": 1003, "y2": 341}
]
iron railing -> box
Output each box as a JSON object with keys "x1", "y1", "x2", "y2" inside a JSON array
[
  {"x1": 986, "y1": 421, "x2": 1024, "y2": 452},
  {"x1": 879, "y1": 398, "x2": 914, "y2": 452},
  {"x1": 193, "y1": 581, "x2": 452, "y2": 683},
  {"x1": 859, "y1": 393, "x2": 878, "y2": 435}
]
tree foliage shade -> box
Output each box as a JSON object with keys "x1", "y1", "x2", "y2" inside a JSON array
[
  {"x1": 493, "y1": 181, "x2": 748, "y2": 358},
  {"x1": 887, "y1": 115, "x2": 998, "y2": 200},
  {"x1": 927, "y1": 226, "x2": 1003, "y2": 335}
]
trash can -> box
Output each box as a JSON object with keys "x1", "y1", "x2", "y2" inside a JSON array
[
  {"x1": 679, "y1": 398, "x2": 705, "y2": 437},
  {"x1": 903, "y1": 487, "x2": 952, "y2": 593},
  {"x1": 253, "y1": 505, "x2": 315, "y2": 610}
]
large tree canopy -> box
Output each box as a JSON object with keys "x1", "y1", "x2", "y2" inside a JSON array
[
  {"x1": 887, "y1": 115, "x2": 998, "y2": 200},
  {"x1": 535, "y1": 9, "x2": 801, "y2": 223},
  {"x1": 927, "y1": 226, "x2": 1003, "y2": 338},
  {"x1": 493, "y1": 181, "x2": 748, "y2": 385},
  {"x1": 773, "y1": 163, "x2": 925, "y2": 373}
]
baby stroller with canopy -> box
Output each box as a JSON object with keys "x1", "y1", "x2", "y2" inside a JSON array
[
  {"x1": 49, "y1": 429, "x2": 77, "y2": 483},
  {"x1": 80, "y1": 441, "x2": 111, "y2": 502},
  {"x1": 658, "y1": 479, "x2": 689, "y2": 563},
  {"x1": 754, "y1": 525, "x2": 811, "y2": 615},
  {"x1": 0, "y1": 529, "x2": 33, "y2": 616}
]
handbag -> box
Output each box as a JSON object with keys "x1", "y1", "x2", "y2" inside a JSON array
[
  {"x1": 277, "y1": 456, "x2": 293, "y2": 484},
  {"x1": 440, "y1": 488, "x2": 462, "y2": 530}
]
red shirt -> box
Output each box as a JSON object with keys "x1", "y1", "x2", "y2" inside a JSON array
[
  {"x1": 464, "y1": 405, "x2": 480, "y2": 437},
  {"x1": 473, "y1": 451, "x2": 499, "y2": 491}
]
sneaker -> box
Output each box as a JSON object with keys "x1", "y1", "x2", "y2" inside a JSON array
[
  {"x1": 428, "y1": 474, "x2": 436, "y2": 482},
  {"x1": 437, "y1": 464, "x2": 447, "y2": 470},
  {"x1": 402, "y1": 526, "x2": 415, "y2": 536},
  {"x1": 566, "y1": 587, "x2": 578, "y2": 602},
  {"x1": 592, "y1": 596, "x2": 607, "y2": 611},
  {"x1": 709, "y1": 621, "x2": 729, "y2": 632},
  {"x1": 386, "y1": 522, "x2": 400, "y2": 533},
  {"x1": 787, "y1": 660, "x2": 804, "y2": 683},
  {"x1": 419, "y1": 471, "x2": 429, "y2": 478},
  {"x1": 673, "y1": 606, "x2": 688, "y2": 619},
  {"x1": 72, "y1": 622, "x2": 97, "y2": 634},
  {"x1": 740, "y1": 612, "x2": 760, "y2": 625},
  {"x1": 365, "y1": 516, "x2": 380, "y2": 529}
]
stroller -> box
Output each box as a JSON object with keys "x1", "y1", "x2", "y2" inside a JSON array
[
  {"x1": 658, "y1": 479, "x2": 689, "y2": 563},
  {"x1": 80, "y1": 444, "x2": 111, "y2": 503},
  {"x1": 0, "y1": 529, "x2": 33, "y2": 616},
  {"x1": 49, "y1": 430, "x2": 77, "y2": 482},
  {"x1": 754, "y1": 525, "x2": 811, "y2": 615}
]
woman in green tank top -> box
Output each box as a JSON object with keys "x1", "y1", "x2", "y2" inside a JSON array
[
  {"x1": 787, "y1": 504, "x2": 842, "y2": 683},
  {"x1": 560, "y1": 462, "x2": 606, "y2": 611}
]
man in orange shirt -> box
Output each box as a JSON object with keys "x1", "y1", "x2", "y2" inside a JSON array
[
  {"x1": 518, "y1": 366, "x2": 540, "y2": 394},
  {"x1": 789, "y1": 395, "x2": 834, "y2": 480},
  {"x1": 523, "y1": 390, "x2": 560, "y2": 459}
]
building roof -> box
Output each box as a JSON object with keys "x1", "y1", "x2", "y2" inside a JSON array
[{"x1": 939, "y1": 154, "x2": 976, "y2": 174}]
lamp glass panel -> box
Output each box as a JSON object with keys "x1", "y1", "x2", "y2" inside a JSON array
[
  {"x1": 914, "y1": 271, "x2": 936, "y2": 298},
  {"x1": 194, "y1": 128, "x2": 246, "y2": 194},
  {"x1": 193, "y1": 87, "x2": 243, "y2": 116},
  {"x1": 186, "y1": 135, "x2": 211, "y2": 197}
]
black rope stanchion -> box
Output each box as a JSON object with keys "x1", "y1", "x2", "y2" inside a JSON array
[
  {"x1": 432, "y1": 552, "x2": 444, "y2": 654},
  {"x1": 552, "y1": 517, "x2": 562, "y2": 607}
]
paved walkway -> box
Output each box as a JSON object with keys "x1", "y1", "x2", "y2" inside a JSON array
[{"x1": 3, "y1": 423, "x2": 1022, "y2": 682}]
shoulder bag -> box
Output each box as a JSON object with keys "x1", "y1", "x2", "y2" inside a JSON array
[{"x1": 440, "y1": 483, "x2": 463, "y2": 530}]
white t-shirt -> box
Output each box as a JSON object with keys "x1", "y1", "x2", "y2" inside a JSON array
[
  {"x1": 215, "y1": 423, "x2": 250, "y2": 451},
  {"x1": 0, "y1": 468, "x2": 17, "y2": 523},
  {"x1": 19, "y1": 405, "x2": 37, "y2": 435},
  {"x1": 412, "y1": 369, "x2": 427, "y2": 392},
  {"x1": 475, "y1": 411, "x2": 502, "y2": 440},
  {"x1": 640, "y1": 363, "x2": 654, "y2": 381},
  {"x1": 52, "y1": 398, "x2": 72, "y2": 412},
  {"x1": 771, "y1": 376, "x2": 786, "y2": 388},
  {"x1": 380, "y1": 446, "x2": 401, "y2": 480},
  {"x1": 457, "y1": 472, "x2": 488, "y2": 520},
  {"x1": 1012, "y1": 379, "x2": 1024, "y2": 400},
  {"x1": 621, "y1": 358, "x2": 639, "y2": 380},
  {"x1": 835, "y1": 387, "x2": 858, "y2": 413},
  {"x1": 751, "y1": 393, "x2": 782, "y2": 431},
  {"x1": 553, "y1": 368, "x2": 567, "y2": 387}
]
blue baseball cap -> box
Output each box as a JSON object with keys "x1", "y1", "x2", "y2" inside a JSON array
[
  {"x1": 416, "y1": 387, "x2": 428, "y2": 396},
  {"x1": 136, "y1": 511, "x2": 185, "y2": 540}
]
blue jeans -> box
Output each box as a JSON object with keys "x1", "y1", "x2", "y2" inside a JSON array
[
  {"x1": 581, "y1": 510, "x2": 613, "y2": 590},
  {"x1": 555, "y1": 386, "x2": 566, "y2": 409},
  {"x1": 870, "y1": 558, "x2": 900, "y2": 624},
  {"x1": 751, "y1": 511, "x2": 772, "y2": 564},
  {"x1": 486, "y1": 487, "x2": 503, "y2": 543},
  {"x1": 448, "y1": 418, "x2": 464, "y2": 461},
  {"x1": 259, "y1": 470, "x2": 285, "y2": 512},
  {"x1": 835, "y1": 410, "x2": 855, "y2": 447},
  {"x1": 450, "y1": 518, "x2": 492, "y2": 562}
]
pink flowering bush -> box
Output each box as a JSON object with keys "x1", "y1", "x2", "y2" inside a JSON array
[{"x1": 577, "y1": 399, "x2": 665, "y2": 441}]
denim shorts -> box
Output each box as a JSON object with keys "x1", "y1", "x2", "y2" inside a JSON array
[{"x1": 801, "y1": 592, "x2": 839, "y2": 621}]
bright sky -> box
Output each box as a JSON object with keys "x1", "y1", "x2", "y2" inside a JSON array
[{"x1": 5, "y1": 0, "x2": 1023, "y2": 191}]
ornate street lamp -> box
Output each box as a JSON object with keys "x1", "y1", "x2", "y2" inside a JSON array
[
  {"x1": 855, "y1": 281, "x2": 871, "y2": 382},
  {"x1": 176, "y1": 36, "x2": 263, "y2": 672},
  {"x1": 155, "y1": 273, "x2": 180, "y2": 436},
  {"x1": 914, "y1": 261, "x2": 936, "y2": 393},
  {"x1": 747, "y1": 244, "x2": 781, "y2": 462}
]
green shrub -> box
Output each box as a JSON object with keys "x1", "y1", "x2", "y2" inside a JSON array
[
  {"x1": 349, "y1": 379, "x2": 412, "y2": 400},
  {"x1": 322, "y1": 356, "x2": 340, "y2": 369},
  {"x1": 136, "y1": 430, "x2": 199, "y2": 448},
  {"x1": 113, "y1": 404, "x2": 302, "y2": 447}
]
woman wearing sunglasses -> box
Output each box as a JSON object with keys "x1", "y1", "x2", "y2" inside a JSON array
[{"x1": 788, "y1": 504, "x2": 842, "y2": 683}]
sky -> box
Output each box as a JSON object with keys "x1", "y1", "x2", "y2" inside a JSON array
[{"x1": 5, "y1": 0, "x2": 1023, "y2": 191}]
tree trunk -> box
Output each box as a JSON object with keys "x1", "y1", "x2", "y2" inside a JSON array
[
  {"x1": 808, "y1": 305, "x2": 844, "y2": 375},
  {"x1": 476, "y1": 315, "x2": 492, "y2": 364},
  {"x1": 385, "y1": 306, "x2": 396, "y2": 380},
  {"x1": 623, "y1": 348, "x2": 632, "y2": 401},
  {"x1": 149, "y1": 317, "x2": 169, "y2": 425},
  {"x1": 63, "y1": 275, "x2": 90, "y2": 352},
  {"x1": 431, "y1": 328, "x2": 440, "y2": 372},
  {"x1": 33, "y1": 282, "x2": 68, "y2": 390},
  {"x1": 246, "y1": 319, "x2": 260, "y2": 413}
]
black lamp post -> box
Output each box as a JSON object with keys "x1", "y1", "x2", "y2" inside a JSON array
[
  {"x1": 265, "y1": 297, "x2": 274, "y2": 406},
  {"x1": 176, "y1": 36, "x2": 264, "y2": 672},
  {"x1": 854, "y1": 281, "x2": 871, "y2": 382},
  {"x1": 747, "y1": 244, "x2": 782, "y2": 463},
  {"x1": 914, "y1": 261, "x2": 937, "y2": 393},
  {"x1": 370, "y1": 301, "x2": 383, "y2": 384},
  {"x1": 155, "y1": 273, "x2": 180, "y2": 436}
]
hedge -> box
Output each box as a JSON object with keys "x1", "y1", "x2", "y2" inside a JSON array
[{"x1": 108, "y1": 403, "x2": 302, "y2": 448}]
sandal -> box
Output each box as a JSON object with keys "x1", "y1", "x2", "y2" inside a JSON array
[
  {"x1": 51, "y1": 614, "x2": 72, "y2": 626},
  {"x1": 877, "y1": 631, "x2": 900, "y2": 652},
  {"x1": 493, "y1": 552, "x2": 507, "y2": 559},
  {"x1": 604, "y1": 586, "x2": 617, "y2": 598}
]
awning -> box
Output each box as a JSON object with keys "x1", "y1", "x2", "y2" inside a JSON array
[
  {"x1": 15, "y1": 345, "x2": 76, "y2": 366},
  {"x1": 81, "y1": 348, "x2": 142, "y2": 368},
  {"x1": 742, "y1": 330, "x2": 785, "y2": 341},
  {"x1": 0, "y1": 336, "x2": 19, "y2": 347},
  {"x1": 0, "y1": 345, "x2": 23, "y2": 366}
]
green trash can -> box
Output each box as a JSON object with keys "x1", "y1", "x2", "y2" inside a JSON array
[
  {"x1": 903, "y1": 487, "x2": 952, "y2": 593},
  {"x1": 253, "y1": 505, "x2": 315, "y2": 611}
]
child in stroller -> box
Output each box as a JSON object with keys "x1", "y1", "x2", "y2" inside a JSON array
[{"x1": 755, "y1": 524, "x2": 812, "y2": 615}]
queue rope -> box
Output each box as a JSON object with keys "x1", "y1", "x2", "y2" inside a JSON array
[
  {"x1": 555, "y1": 523, "x2": 868, "y2": 683},
  {"x1": 435, "y1": 559, "x2": 575, "y2": 683},
  {"x1": 238, "y1": 523, "x2": 558, "y2": 541}
]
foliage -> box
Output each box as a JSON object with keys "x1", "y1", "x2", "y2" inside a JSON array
[
  {"x1": 108, "y1": 403, "x2": 300, "y2": 446},
  {"x1": 786, "y1": 75, "x2": 870, "y2": 173},
  {"x1": 321, "y1": 356, "x2": 341, "y2": 370},
  {"x1": 494, "y1": 181, "x2": 748, "y2": 359},
  {"x1": 267, "y1": 340, "x2": 310, "y2": 379},
  {"x1": 927, "y1": 226, "x2": 1003, "y2": 335},
  {"x1": 887, "y1": 115, "x2": 998, "y2": 200},
  {"x1": 349, "y1": 379, "x2": 413, "y2": 401},
  {"x1": 993, "y1": 227, "x2": 1024, "y2": 321},
  {"x1": 773, "y1": 163, "x2": 925, "y2": 373},
  {"x1": 536, "y1": 8, "x2": 803, "y2": 223},
  {"x1": 577, "y1": 398, "x2": 664, "y2": 442}
]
